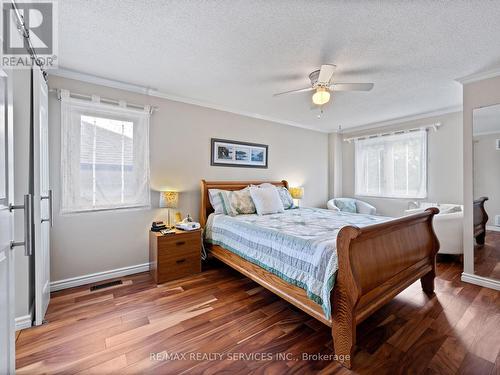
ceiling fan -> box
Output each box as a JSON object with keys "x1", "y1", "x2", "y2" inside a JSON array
[{"x1": 273, "y1": 64, "x2": 374, "y2": 107}]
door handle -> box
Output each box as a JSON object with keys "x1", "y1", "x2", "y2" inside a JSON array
[
  {"x1": 9, "y1": 194, "x2": 33, "y2": 256},
  {"x1": 41, "y1": 189, "x2": 53, "y2": 227}
]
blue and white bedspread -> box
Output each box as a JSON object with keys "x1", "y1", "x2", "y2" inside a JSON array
[{"x1": 205, "y1": 207, "x2": 390, "y2": 319}]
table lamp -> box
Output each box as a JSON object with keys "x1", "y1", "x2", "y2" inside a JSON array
[
  {"x1": 159, "y1": 191, "x2": 179, "y2": 228},
  {"x1": 289, "y1": 187, "x2": 304, "y2": 207}
]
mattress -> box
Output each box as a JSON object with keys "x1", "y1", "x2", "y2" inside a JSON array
[{"x1": 204, "y1": 207, "x2": 389, "y2": 319}]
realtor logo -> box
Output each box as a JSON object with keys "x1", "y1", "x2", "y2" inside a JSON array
[{"x1": 1, "y1": 0, "x2": 58, "y2": 68}]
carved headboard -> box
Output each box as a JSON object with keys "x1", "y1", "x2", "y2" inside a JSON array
[{"x1": 199, "y1": 180, "x2": 289, "y2": 227}]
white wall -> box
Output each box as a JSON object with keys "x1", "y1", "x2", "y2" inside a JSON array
[
  {"x1": 341, "y1": 112, "x2": 463, "y2": 217},
  {"x1": 48, "y1": 76, "x2": 329, "y2": 282}
]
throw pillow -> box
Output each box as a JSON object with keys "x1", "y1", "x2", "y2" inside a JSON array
[
  {"x1": 249, "y1": 186, "x2": 285, "y2": 215},
  {"x1": 335, "y1": 198, "x2": 357, "y2": 213},
  {"x1": 219, "y1": 187, "x2": 256, "y2": 216},
  {"x1": 276, "y1": 187, "x2": 295, "y2": 209}
]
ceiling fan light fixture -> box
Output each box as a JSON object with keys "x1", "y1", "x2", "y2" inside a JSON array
[{"x1": 312, "y1": 87, "x2": 330, "y2": 106}]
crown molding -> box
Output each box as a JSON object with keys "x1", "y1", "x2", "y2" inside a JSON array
[
  {"x1": 338, "y1": 105, "x2": 462, "y2": 134},
  {"x1": 48, "y1": 67, "x2": 326, "y2": 133},
  {"x1": 456, "y1": 67, "x2": 500, "y2": 85}
]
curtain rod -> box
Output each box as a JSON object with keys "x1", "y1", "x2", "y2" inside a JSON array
[
  {"x1": 343, "y1": 122, "x2": 441, "y2": 143},
  {"x1": 49, "y1": 88, "x2": 159, "y2": 113}
]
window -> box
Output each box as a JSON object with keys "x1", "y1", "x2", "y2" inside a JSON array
[
  {"x1": 354, "y1": 129, "x2": 427, "y2": 199},
  {"x1": 61, "y1": 91, "x2": 150, "y2": 213}
]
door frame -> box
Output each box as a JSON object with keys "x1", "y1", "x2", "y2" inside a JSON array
[{"x1": 0, "y1": 67, "x2": 16, "y2": 374}]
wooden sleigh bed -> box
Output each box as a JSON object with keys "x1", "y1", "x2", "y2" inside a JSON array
[
  {"x1": 473, "y1": 196, "x2": 488, "y2": 245},
  {"x1": 200, "y1": 180, "x2": 440, "y2": 369}
]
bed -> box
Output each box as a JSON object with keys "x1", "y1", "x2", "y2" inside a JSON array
[
  {"x1": 200, "y1": 180, "x2": 440, "y2": 368},
  {"x1": 473, "y1": 196, "x2": 488, "y2": 245}
]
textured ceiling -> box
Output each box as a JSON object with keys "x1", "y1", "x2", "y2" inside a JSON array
[{"x1": 57, "y1": 0, "x2": 500, "y2": 131}]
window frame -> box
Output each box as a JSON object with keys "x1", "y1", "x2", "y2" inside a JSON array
[
  {"x1": 354, "y1": 130, "x2": 428, "y2": 200},
  {"x1": 60, "y1": 94, "x2": 151, "y2": 214}
]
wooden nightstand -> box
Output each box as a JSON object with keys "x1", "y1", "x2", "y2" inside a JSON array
[{"x1": 149, "y1": 228, "x2": 202, "y2": 283}]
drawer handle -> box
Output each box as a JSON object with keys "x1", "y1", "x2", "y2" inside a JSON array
[
  {"x1": 175, "y1": 241, "x2": 186, "y2": 246},
  {"x1": 176, "y1": 258, "x2": 186, "y2": 264}
]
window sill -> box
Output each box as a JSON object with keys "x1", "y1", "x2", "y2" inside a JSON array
[
  {"x1": 61, "y1": 204, "x2": 151, "y2": 215},
  {"x1": 354, "y1": 194, "x2": 427, "y2": 200}
]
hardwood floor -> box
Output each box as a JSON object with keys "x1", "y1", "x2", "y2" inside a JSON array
[
  {"x1": 16, "y1": 257, "x2": 500, "y2": 374},
  {"x1": 475, "y1": 230, "x2": 500, "y2": 280}
]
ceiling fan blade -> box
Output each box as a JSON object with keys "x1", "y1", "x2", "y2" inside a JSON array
[
  {"x1": 317, "y1": 64, "x2": 336, "y2": 85},
  {"x1": 273, "y1": 87, "x2": 314, "y2": 96},
  {"x1": 331, "y1": 83, "x2": 374, "y2": 91}
]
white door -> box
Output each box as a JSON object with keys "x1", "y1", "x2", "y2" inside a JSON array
[
  {"x1": 0, "y1": 70, "x2": 16, "y2": 374},
  {"x1": 33, "y1": 67, "x2": 50, "y2": 326}
]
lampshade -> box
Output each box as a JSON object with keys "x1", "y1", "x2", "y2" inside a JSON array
[
  {"x1": 289, "y1": 187, "x2": 304, "y2": 199},
  {"x1": 312, "y1": 87, "x2": 330, "y2": 106},
  {"x1": 159, "y1": 191, "x2": 179, "y2": 208}
]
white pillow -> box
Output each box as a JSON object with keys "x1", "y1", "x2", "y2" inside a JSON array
[
  {"x1": 252, "y1": 183, "x2": 294, "y2": 210},
  {"x1": 249, "y1": 186, "x2": 284, "y2": 215},
  {"x1": 208, "y1": 189, "x2": 225, "y2": 214}
]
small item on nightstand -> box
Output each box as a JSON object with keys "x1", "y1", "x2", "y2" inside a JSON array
[
  {"x1": 175, "y1": 214, "x2": 201, "y2": 231},
  {"x1": 151, "y1": 221, "x2": 167, "y2": 232},
  {"x1": 160, "y1": 228, "x2": 176, "y2": 235}
]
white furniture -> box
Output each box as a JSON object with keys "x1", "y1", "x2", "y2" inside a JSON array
[
  {"x1": 405, "y1": 204, "x2": 464, "y2": 255},
  {"x1": 327, "y1": 198, "x2": 377, "y2": 215}
]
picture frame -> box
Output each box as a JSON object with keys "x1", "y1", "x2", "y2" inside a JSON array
[{"x1": 210, "y1": 138, "x2": 268, "y2": 168}]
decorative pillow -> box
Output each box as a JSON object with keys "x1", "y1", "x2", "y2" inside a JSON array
[
  {"x1": 439, "y1": 205, "x2": 462, "y2": 214},
  {"x1": 249, "y1": 186, "x2": 285, "y2": 215},
  {"x1": 276, "y1": 187, "x2": 295, "y2": 209},
  {"x1": 335, "y1": 198, "x2": 357, "y2": 213},
  {"x1": 208, "y1": 189, "x2": 225, "y2": 214},
  {"x1": 218, "y1": 187, "x2": 256, "y2": 216}
]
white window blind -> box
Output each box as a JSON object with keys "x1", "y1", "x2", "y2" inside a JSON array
[
  {"x1": 354, "y1": 129, "x2": 427, "y2": 199},
  {"x1": 60, "y1": 91, "x2": 151, "y2": 213}
]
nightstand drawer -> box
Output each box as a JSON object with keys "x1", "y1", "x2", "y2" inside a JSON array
[
  {"x1": 157, "y1": 254, "x2": 200, "y2": 282},
  {"x1": 158, "y1": 237, "x2": 200, "y2": 258}
]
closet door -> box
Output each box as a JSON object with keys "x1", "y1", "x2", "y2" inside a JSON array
[{"x1": 33, "y1": 67, "x2": 51, "y2": 326}]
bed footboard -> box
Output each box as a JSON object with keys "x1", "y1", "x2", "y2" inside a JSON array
[{"x1": 332, "y1": 208, "x2": 440, "y2": 368}]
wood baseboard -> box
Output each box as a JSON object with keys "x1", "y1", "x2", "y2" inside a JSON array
[{"x1": 50, "y1": 263, "x2": 150, "y2": 292}]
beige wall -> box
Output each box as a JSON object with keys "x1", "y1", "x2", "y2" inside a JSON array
[
  {"x1": 47, "y1": 76, "x2": 329, "y2": 282},
  {"x1": 341, "y1": 112, "x2": 463, "y2": 217},
  {"x1": 473, "y1": 132, "x2": 500, "y2": 227},
  {"x1": 463, "y1": 75, "x2": 500, "y2": 277}
]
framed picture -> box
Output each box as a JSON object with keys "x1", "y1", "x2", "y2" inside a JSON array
[{"x1": 211, "y1": 138, "x2": 268, "y2": 168}]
